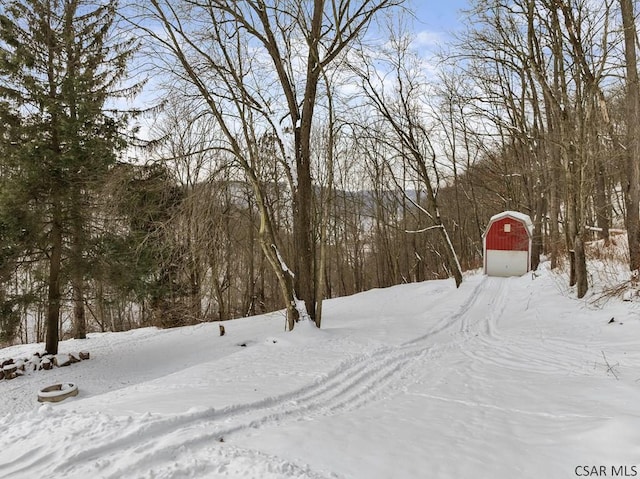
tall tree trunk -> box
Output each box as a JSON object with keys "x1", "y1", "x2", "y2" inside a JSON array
[
  {"x1": 72, "y1": 274, "x2": 86, "y2": 339},
  {"x1": 293, "y1": 165, "x2": 315, "y2": 321},
  {"x1": 245, "y1": 195, "x2": 257, "y2": 317},
  {"x1": 575, "y1": 233, "x2": 588, "y2": 298},
  {"x1": 292, "y1": 0, "x2": 324, "y2": 323},
  {"x1": 45, "y1": 206, "x2": 63, "y2": 355},
  {"x1": 621, "y1": 0, "x2": 640, "y2": 271},
  {"x1": 594, "y1": 156, "x2": 610, "y2": 242},
  {"x1": 315, "y1": 73, "x2": 336, "y2": 328},
  {"x1": 71, "y1": 208, "x2": 86, "y2": 339},
  {"x1": 531, "y1": 191, "x2": 545, "y2": 271},
  {"x1": 548, "y1": 175, "x2": 561, "y2": 269}
]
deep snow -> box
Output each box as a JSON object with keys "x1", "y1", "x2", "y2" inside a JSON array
[{"x1": 1, "y1": 263, "x2": 640, "y2": 478}]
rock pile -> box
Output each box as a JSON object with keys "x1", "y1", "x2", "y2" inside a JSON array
[{"x1": 0, "y1": 351, "x2": 90, "y2": 381}]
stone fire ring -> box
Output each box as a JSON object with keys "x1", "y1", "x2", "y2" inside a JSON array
[{"x1": 37, "y1": 383, "x2": 79, "y2": 403}]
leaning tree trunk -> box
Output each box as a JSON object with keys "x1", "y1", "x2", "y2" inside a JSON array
[
  {"x1": 435, "y1": 214, "x2": 463, "y2": 287},
  {"x1": 415, "y1": 152, "x2": 463, "y2": 288},
  {"x1": 252, "y1": 178, "x2": 299, "y2": 331}
]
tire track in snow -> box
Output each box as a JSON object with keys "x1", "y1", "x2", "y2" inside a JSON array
[
  {"x1": 403, "y1": 275, "x2": 490, "y2": 347},
  {"x1": 459, "y1": 276, "x2": 504, "y2": 337},
  {"x1": 53, "y1": 344, "x2": 428, "y2": 478},
  {"x1": 485, "y1": 277, "x2": 510, "y2": 338},
  {"x1": 459, "y1": 277, "x2": 597, "y2": 377},
  {"x1": 467, "y1": 335, "x2": 596, "y2": 376},
  {"x1": 47, "y1": 277, "x2": 494, "y2": 478}
]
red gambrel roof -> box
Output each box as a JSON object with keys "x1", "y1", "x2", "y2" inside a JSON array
[
  {"x1": 482, "y1": 211, "x2": 534, "y2": 238},
  {"x1": 483, "y1": 211, "x2": 533, "y2": 252}
]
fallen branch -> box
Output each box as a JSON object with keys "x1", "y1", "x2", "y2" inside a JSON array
[{"x1": 601, "y1": 351, "x2": 620, "y2": 380}]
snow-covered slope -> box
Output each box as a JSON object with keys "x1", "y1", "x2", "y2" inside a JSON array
[{"x1": 1, "y1": 264, "x2": 640, "y2": 478}]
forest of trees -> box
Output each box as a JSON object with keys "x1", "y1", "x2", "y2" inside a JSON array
[{"x1": 0, "y1": 0, "x2": 639, "y2": 353}]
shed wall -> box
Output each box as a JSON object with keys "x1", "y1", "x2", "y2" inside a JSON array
[{"x1": 485, "y1": 217, "x2": 529, "y2": 251}]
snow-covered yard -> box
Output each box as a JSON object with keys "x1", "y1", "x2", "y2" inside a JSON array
[{"x1": 1, "y1": 263, "x2": 640, "y2": 478}]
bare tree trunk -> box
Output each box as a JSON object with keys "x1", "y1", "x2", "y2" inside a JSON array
[
  {"x1": 314, "y1": 71, "x2": 337, "y2": 328},
  {"x1": 566, "y1": 141, "x2": 579, "y2": 288},
  {"x1": 620, "y1": 0, "x2": 640, "y2": 271},
  {"x1": 575, "y1": 233, "x2": 588, "y2": 297},
  {"x1": 531, "y1": 191, "x2": 545, "y2": 271},
  {"x1": 252, "y1": 180, "x2": 299, "y2": 330},
  {"x1": 245, "y1": 194, "x2": 258, "y2": 317},
  {"x1": 548, "y1": 174, "x2": 561, "y2": 269},
  {"x1": 294, "y1": 7, "x2": 321, "y2": 320},
  {"x1": 594, "y1": 156, "x2": 610, "y2": 242}
]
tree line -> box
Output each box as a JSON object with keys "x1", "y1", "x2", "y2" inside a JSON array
[{"x1": 0, "y1": 0, "x2": 638, "y2": 353}]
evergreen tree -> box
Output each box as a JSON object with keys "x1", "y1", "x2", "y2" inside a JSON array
[{"x1": 0, "y1": 0, "x2": 138, "y2": 353}]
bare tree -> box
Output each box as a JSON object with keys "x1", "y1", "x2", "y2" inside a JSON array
[
  {"x1": 138, "y1": 0, "x2": 401, "y2": 329},
  {"x1": 449, "y1": 0, "x2": 626, "y2": 297},
  {"x1": 353, "y1": 27, "x2": 463, "y2": 287}
]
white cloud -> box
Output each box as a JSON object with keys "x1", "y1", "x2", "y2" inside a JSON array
[{"x1": 413, "y1": 29, "x2": 446, "y2": 49}]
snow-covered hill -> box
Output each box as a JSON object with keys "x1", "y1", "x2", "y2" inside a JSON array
[{"x1": 1, "y1": 264, "x2": 640, "y2": 478}]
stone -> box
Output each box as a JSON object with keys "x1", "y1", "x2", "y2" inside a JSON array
[
  {"x1": 53, "y1": 354, "x2": 72, "y2": 367},
  {"x1": 1, "y1": 358, "x2": 14, "y2": 369}
]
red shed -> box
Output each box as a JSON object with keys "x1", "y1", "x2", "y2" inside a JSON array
[{"x1": 483, "y1": 211, "x2": 534, "y2": 277}]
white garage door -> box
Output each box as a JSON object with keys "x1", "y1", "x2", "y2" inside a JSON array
[{"x1": 486, "y1": 250, "x2": 528, "y2": 277}]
